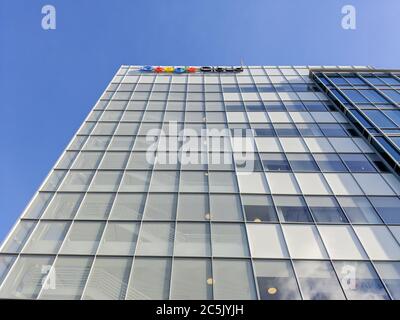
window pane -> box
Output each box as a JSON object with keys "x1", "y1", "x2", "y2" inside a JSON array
[
  {"x1": 22, "y1": 192, "x2": 53, "y2": 219},
  {"x1": 39, "y1": 256, "x2": 93, "y2": 300},
  {"x1": 340, "y1": 154, "x2": 376, "y2": 172},
  {"x1": 242, "y1": 195, "x2": 278, "y2": 222},
  {"x1": 237, "y1": 172, "x2": 269, "y2": 194},
  {"x1": 126, "y1": 257, "x2": 171, "y2": 300},
  {"x1": 318, "y1": 225, "x2": 367, "y2": 260},
  {"x1": 174, "y1": 223, "x2": 211, "y2": 257},
  {"x1": 99, "y1": 152, "x2": 129, "y2": 170},
  {"x1": 333, "y1": 261, "x2": 389, "y2": 300},
  {"x1": 0, "y1": 255, "x2": 55, "y2": 299},
  {"x1": 374, "y1": 262, "x2": 400, "y2": 300},
  {"x1": 89, "y1": 171, "x2": 122, "y2": 192},
  {"x1": 22, "y1": 221, "x2": 70, "y2": 254},
  {"x1": 149, "y1": 171, "x2": 179, "y2": 192},
  {"x1": 253, "y1": 260, "x2": 301, "y2": 300},
  {"x1": 72, "y1": 152, "x2": 103, "y2": 170},
  {"x1": 260, "y1": 153, "x2": 290, "y2": 171},
  {"x1": 59, "y1": 171, "x2": 94, "y2": 192},
  {"x1": 305, "y1": 196, "x2": 348, "y2": 223},
  {"x1": 287, "y1": 153, "x2": 319, "y2": 172},
  {"x1": 293, "y1": 261, "x2": 345, "y2": 300},
  {"x1": 82, "y1": 257, "x2": 132, "y2": 300},
  {"x1": 247, "y1": 224, "x2": 288, "y2": 258},
  {"x1": 179, "y1": 171, "x2": 208, "y2": 192},
  {"x1": 135, "y1": 222, "x2": 175, "y2": 256},
  {"x1": 282, "y1": 225, "x2": 327, "y2": 259},
  {"x1": 119, "y1": 171, "x2": 151, "y2": 192},
  {"x1": 353, "y1": 226, "x2": 400, "y2": 260},
  {"x1": 109, "y1": 193, "x2": 146, "y2": 220},
  {"x1": 314, "y1": 154, "x2": 347, "y2": 172},
  {"x1": 0, "y1": 255, "x2": 16, "y2": 285},
  {"x1": 337, "y1": 196, "x2": 382, "y2": 224},
  {"x1": 170, "y1": 258, "x2": 212, "y2": 300},
  {"x1": 209, "y1": 194, "x2": 243, "y2": 221},
  {"x1": 177, "y1": 194, "x2": 209, "y2": 221},
  {"x1": 143, "y1": 193, "x2": 177, "y2": 220},
  {"x1": 98, "y1": 222, "x2": 140, "y2": 255},
  {"x1": 274, "y1": 196, "x2": 313, "y2": 223},
  {"x1": 60, "y1": 222, "x2": 105, "y2": 255},
  {"x1": 369, "y1": 197, "x2": 400, "y2": 224},
  {"x1": 208, "y1": 172, "x2": 238, "y2": 193},
  {"x1": 42, "y1": 193, "x2": 84, "y2": 219},
  {"x1": 76, "y1": 193, "x2": 115, "y2": 220},
  {"x1": 1, "y1": 221, "x2": 37, "y2": 253},
  {"x1": 212, "y1": 223, "x2": 249, "y2": 257},
  {"x1": 213, "y1": 259, "x2": 257, "y2": 299}
]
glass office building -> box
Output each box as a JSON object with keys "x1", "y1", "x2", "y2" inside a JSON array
[{"x1": 1, "y1": 65, "x2": 400, "y2": 300}]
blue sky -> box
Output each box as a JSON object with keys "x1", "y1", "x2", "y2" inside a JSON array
[{"x1": 0, "y1": 0, "x2": 399, "y2": 243}]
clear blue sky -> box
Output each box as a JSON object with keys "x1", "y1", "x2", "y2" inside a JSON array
[{"x1": 0, "y1": 0, "x2": 399, "y2": 244}]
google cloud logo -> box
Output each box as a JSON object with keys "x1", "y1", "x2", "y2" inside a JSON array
[{"x1": 140, "y1": 66, "x2": 243, "y2": 73}]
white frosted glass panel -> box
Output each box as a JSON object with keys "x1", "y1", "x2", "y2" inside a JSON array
[
  {"x1": 353, "y1": 226, "x2": 400, "y2": 260},
  {"x1": 318, "y1": 225, "x2": 367, "y2": 260},
  {"x1": 246, "y1": 224, "x2": 288, "y2": 258},
  {"x1": 282, "y1": 225, "x2": 328, "y2": 259}
]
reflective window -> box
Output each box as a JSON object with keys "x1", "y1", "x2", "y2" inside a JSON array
[
  {"x1": 340, "y1": 154, "x2": 376, "y2": 172},
  {"x1": 274, "y1": 196, "x2": 313, "y2": 223},
  {"x1": 253, "y1": 260, "x2": 301, "y2": 300},
  {"x1": 293, "y1": 261, "x2": 345, "y2": 300},
  {"x1": 337, "y1": 196, "x2": 382, "y2": 224},
  {"x1": 260, "y1": 153, "x2": 290, "y2": 171},
  {"x1": 374, "y1": 262, "x2": 400, "y2": 300},
  {"x1": 287, "y1": 154, "x2": 319, "y2": 173},
  {"x1": 306, "y1": 196, "x2": 348, "y2": 223},
  {"x1": 242, "y1": 195, "x2": 278, "y2": 222},
  {"x1": 333, "y1": 261, "x2": 389, "y2": 300},
  {"x1": 178, "y1": 194, "x2": 209, "y2": 221},
  {"x1": 314, "y1": 154, "x2": 347, "y2": 172},
  {"x1": 369, "y1": 197, "x2": 400, "y2": 224}
]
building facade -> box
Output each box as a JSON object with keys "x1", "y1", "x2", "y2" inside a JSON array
[{"x1": 0, "y1": 65, "x2": 400, "y2": 300}]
